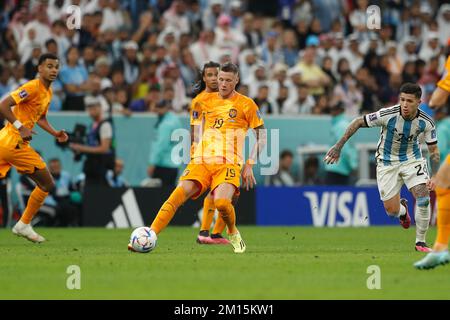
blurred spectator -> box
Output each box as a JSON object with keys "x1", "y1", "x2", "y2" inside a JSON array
[
  {"x1": 203, "y1": 0, "x2": 224, "y2": 31},
  {"x1": 258, "y1": 31, "x2": 284, "y2": 69},
  {"x1": 190, "y1": 30, "x2": 220, "y2": 68},
  {"x1": 269, "y1": 150, "x2": 297, "y2": 186},
  {"x1": 113, "y1": 40, "x2": 139, "y2": 85},
  {"x1": 245, "y1": 64, "x2": 269, "y2": 99},
  {"x1": 419, "y1": 32, "x2": 442, "y2": 62},
  {"x1": 297, "y1": 46, "x2": 330, "y2": 96},
  {"x1": 47, "y1": 158, "x2": 81, "y2": 227},
  {"x1": 311, "y1": 0, "x2": 345, "y2": 32},
  {"x1": 254, "y1": 85, "x2": 277, "y2": 114},
  {"x1": 147, "y1": 100, "x2": 182, "y2": 186},
  {"x1": 129, "y1": 84, "x2": 161, "y2": 112},
  {"x1": 106, "y1": 158, "x2": 129, "y2": 188},
  {"x1": 214, "y1": 13, "x2": 246, "y2": 63},
  {"x1": 273, "y1": 85, "x2": 290, "y2": 114},
  {"x1": 324, "y1": 103, "x2": 358, "y2": 185},
  {"x1": 303, "y1": 155, "x2": 323, "y2": 185},
  {"x1": 341, "y1": 34, "x2": 364, "y2": 74},
  {"x1": 282, "y1": 29, "x2": 299, "y2": 68},
  {"x1": 331, "y1": 71, "x2": 363, "y2": 117},
  {"x1": 59, "y1": 46, "x2": 89, "y2": 111},
  {"x1": 0, "y1": 66, "x2": 12, "y2": 98},
  {"x1": 283, "y1": 83, "x2": 316, "y2": 115},
  {"x1": 24, "y1": 44, "x2": 41, "y2": 80}
]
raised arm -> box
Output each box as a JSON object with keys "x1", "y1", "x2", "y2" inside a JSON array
[{"x1": 324, "y1": 116, "x2": 367, "y2": 164}]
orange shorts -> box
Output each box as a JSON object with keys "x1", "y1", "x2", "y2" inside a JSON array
[
  {"x1": 179, "y1": 162, "x2": 241, "y2": 199},
  {"x1": 0, "y1": 145, "x2": 46, "y2": 178}
]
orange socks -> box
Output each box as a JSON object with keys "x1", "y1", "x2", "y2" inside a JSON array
[
  {"x1": 20, "y1": 187, "x2": 48, "y2": 224},
  {"x1": 200, "y1": 196, "x2": 215, "y2": 231},
  {"x1": 151, "y1": 186, "x2": 186, "y2": 234},
  {"x1": 435, "y1": 187, "x2": 450, "y2": 246},
  {"x1": 214, "y1": 198, "x2": 237, "y2": 234},
  {"x1": 212, "y1": 216, "x2": 227, "y2": 235}
]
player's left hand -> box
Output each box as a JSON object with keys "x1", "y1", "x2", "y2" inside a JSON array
[
  {"x1": 242, "y1": 164, "x2": 256, "y2": 191},
  {"x1": 55, "y1": 130, "x2": 69, "y2": 143},
  {"x1": 426, "y1": 177, "x2": 436, "y2": 191}
]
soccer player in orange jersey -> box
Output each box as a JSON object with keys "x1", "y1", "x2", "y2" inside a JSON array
[
  {"x1": 144, "y1": 63, "x2": 266, "y2": 253},
  {"x1": 191, "y1": 61, "x2": 231, "y2": 245},
  {"x1": 415, "y1": 55, "x2": 450, "y2": 269},
  {"x1": 0, "y1": 53, "x2": 68, "y2": 243}
]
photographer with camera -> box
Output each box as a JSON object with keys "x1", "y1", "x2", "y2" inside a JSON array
[{"x1": 69, "y1": 96, "x2": 115, "y2": 187}]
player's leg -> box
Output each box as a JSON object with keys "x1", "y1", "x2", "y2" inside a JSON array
[
  {"x1": 433, "y1": 157, "x2": 450, "y2": 252},
  {"x1": 414, "y1": 157, "x2": 450, "y2": 269},
  {"x1": 209, "y1": 193, "x2": 239, "y2": 244},
  {"x1": 403, "y1": 159, "x2": 434, "y2": 251},
  {"x1": 410, "y1": 183, "x2": 432, "y2": 252},
  {"x1": 213, "y1": 182, "x2": 245, "y2": 253},
  {"x1": 377, "y1": 164, "x2": 410, "y2": 226},
  {"x1": 12, "y1": 167, "x2": 55, "y2": 243},
  {"x1": 150, "y1": 180, "x2": 200, "y2": 234},
  {"x1": 197, "y1": 191, "x2": 216, "y2": 242}
]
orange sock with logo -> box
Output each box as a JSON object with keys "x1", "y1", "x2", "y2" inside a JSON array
[
  {"x1": 20, "y1": 187, "x2": 48, "y2": 224},
  {"x1": 200, "y1": 196, "x2": 215, "y2": 232},
  {"x1": 435, "y1": 187, "x2": 450, "y2": 246},
  {"x1": 214, "y1": 198, "x2": 237, "y2": 234},
  {"x1": 151, "y1": 186, "x2": 187, "y2": 234}
]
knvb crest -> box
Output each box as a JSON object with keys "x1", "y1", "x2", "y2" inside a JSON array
[{"x1": 229, "y1": 109, "x2": 237, "y2": 118}]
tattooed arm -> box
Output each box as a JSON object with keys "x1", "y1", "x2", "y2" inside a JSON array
[
  {"x1": 426, "y1": 143, "x2": 440, "y2": 191},
  {"x1": 324, "y1": 116, "x2": 367, "y2": 164}
]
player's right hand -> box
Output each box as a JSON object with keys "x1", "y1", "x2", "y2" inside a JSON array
[
  {"x1": 323, "y1": 145, "x2": 341, "y2": 164},
  {"x1": 18, "y1": 126, "x2": 36, "y2": 141}
]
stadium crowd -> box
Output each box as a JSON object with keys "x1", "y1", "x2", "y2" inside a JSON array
[{"x1": 0, "y1": 0, "x2": 449, "y2": 117}]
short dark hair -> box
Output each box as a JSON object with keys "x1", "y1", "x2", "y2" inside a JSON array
[
  {"x1": 49, "y1": 158, "x2": 60, "y2": 163},
  {"x1": 38, "y1": 53, "x2": 59, "y2": 65},
  {"x1": 399, "y1": 82, "x2": 422, "y2": 99},
  {"x1": 220, "y1": 62, "x2": 239, "y2": 75},
  {"x1": 280, "y1": 149, "x2": 294, "y2": 159},
  {"x1": 45, "y1": 38, "x2": 57, "y2": 48}
]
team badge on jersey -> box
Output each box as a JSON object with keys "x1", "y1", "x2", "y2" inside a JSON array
[
  {"x1": 369, "y1": 113, "x2": 377, "y2": 121},
  {"x1": 229, "y1": 108, "x2": 237, "y2": 118},
  {"x1": 193, "y1": 111, "x2": 199, "y2": 119},
  {"x1": 19, "y1": 90, "x2": 28, "y2": 99},
  {"x1": 431, "y1": 129, "x2": 436, "y2": 139}
]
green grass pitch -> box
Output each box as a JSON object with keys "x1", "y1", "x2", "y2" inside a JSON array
[{"x1": 0, "y1": 226, "x2": 448, "y2": 299}]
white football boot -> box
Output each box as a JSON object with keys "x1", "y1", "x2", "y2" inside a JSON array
[{"x1": 12, "y1": 221, "x2": 46, "y2": 243}]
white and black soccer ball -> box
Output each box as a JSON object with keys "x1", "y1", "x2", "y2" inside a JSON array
[{"x1": 129, "y1": 227, "x2": 157, "y2": 253}]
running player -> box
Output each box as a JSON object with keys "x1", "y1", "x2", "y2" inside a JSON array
[
  {"x1": 324, "y1": 83, "x2": 440, "y2": 252},
  {"x1": 0, "y1": 53, "x2": 68, "y2": 242},
  {"x1": 414, "y1": 55, "x2": 450, "y2": 269},
  {"x1": 190, "y1": 61, "x2": 230, "y2": 245},
  {"x1": 139, "y1": 62, "x2": 266, "y2": 253}
]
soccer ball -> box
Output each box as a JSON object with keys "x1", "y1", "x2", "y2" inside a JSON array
[{"x1": 129, "y1": 227, "x2": 157, "y2": 253}]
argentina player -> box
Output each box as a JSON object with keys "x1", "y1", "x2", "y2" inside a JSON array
[{"x1": 324, "y1": 83, "x2": 440, "y2": 252}]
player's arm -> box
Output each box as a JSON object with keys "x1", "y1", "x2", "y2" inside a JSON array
[
  {"x1": 429, "y1": 87, "x2": 449, "y2": 109},
  {"x1": 427, "y1": 143, "x2": 440, "y2": 177},
  {"x1": 324, "y1": 116, "x2": 367, "y2": 164},
  {"x1": 0, "y1": 95, "x2": 35, "y2": 141},
  {"x1": 242, "y1": 124, "x2": 267, "y2": 191},
  {"x1": 36, "y1": 114, "x2": 68, "y2": 142}
]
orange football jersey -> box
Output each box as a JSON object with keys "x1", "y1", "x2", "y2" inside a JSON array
[
  {"x1": 193, "y1": 91, "x2": 264, "y2": 164},
  {"x1": 0, "y1": 79, "x2": 52, "y2": 148}
]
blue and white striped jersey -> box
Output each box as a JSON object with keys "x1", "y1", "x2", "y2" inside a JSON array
[{"x1": 364, "y1": 105, "x2": 437, "y2": 165}]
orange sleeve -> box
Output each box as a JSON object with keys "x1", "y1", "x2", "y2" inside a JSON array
[
  {"x1": 190, "y1": 96, "x2": 203, "y2": 126},
  {"x1": 244, "y1": 97, "x2": 264, "y2": 129},
  {"x1": 437, "y1": 56, "x2": 450, "y2": 92},
  {"x1": 10, "y1": 80, "x2": 37, "y2": 105},
  {"x1": 446, "y1": 154, "x2": 450, "y2": 165}
]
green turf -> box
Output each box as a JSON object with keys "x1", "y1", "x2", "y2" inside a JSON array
[{"x1": 0, "y1": 226, "x2": 448, "y2": 299}]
